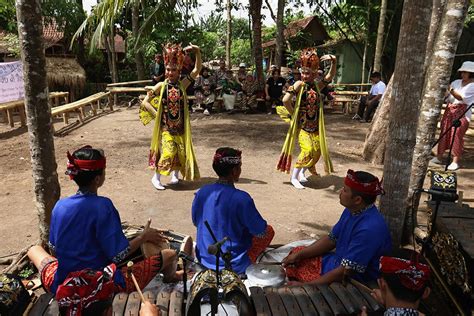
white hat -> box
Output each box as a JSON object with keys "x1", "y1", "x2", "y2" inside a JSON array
[
  {"x1": 239, "y1": 63, "x2": 247, "y2": 68},
  {"x1": 458, "y1": 61, "x2": 474, "y2": 73}
]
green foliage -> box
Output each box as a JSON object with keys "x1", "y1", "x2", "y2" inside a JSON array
[
  {"x1": 42, "y1": 0, "x2": 86, "y2": 41},
  {"x1": 1, "y1": 33, "x2": 20, "y2": 57},
  {"x1": 231, "y1": 38, "x2": 251, "y2": 65},
  {"x1": 0, "y1": 0, "x2": 16, "y2": 32}
]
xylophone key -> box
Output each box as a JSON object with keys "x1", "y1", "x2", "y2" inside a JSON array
[
  {"x1": 249, "y1": 287, "x2": 272, "y2": 316},
  {"x1": 288, "y1": 286, "x2": 318, "y2": 316},
  {"x1": 303, "y1": 284, "x2": 333, "y2": 316},
  {"x1": 277, "y1": 287, "x2": 303, "y2": 316},
  {"x1": 330, "y1": 283, "x2": 359, "y2": 314},
  {"x1": 316, "y1": 284, "x2": 347, "y2": 315}
]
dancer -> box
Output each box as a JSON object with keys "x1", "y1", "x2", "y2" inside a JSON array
[
  {"x1": 141, "y1": 43, "x2": 201, "y2": 190},
  {"x1": 277, "y1": 48, "x2": 337, "y2": 189}
]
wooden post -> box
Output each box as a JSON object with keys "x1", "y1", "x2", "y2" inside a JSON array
[
  {"x1": 18, "y1": 105, "x2": 26, "y2": 126},
  {"x1": 62, "y1": 113, "x2": 69, "y2": 125},
  {"x1": 7, "y1": 108, "x2": 14, "y2": 127},
  {"x1": 2, "y1": 110, "x2": 8, "y2": 124},
  {"x1": 78, "y1": 107, "x2": 85, "y2": 123},
  {"x1": 108, "y1": 93, "x2": 114, "y2": 111}
]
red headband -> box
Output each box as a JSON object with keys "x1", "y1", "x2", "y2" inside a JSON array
[
  {"x1": 344, "y1": 169, "x2": 384, "y2": 196},
  {"x1": 380, "y1": 256, "x2": 431, "y2": 291},
  {"x1": 66, "y1": 147, "x2": 106, "y2": 179}
]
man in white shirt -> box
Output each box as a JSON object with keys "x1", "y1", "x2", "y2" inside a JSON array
[{"x1": 353, "y1": 72, "x2": 386, "y2": 122}]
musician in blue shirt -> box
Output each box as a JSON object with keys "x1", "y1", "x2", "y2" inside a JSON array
[
  {"x1": 192, "y1": 147, "x2": 274, "y2": 274},
  {"x1": 283, "y1": 169, "x2": 392, "y2": 285}
]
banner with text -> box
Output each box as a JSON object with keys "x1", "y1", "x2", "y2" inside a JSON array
[{"x1": 0, "y1": 61, "x2": 24, "y2": 103}]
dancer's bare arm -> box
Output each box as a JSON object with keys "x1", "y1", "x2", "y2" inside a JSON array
[{"x1": 182, "y1": 44, "x2": 202, "y2": 90}]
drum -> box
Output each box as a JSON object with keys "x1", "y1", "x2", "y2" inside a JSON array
[
  {"x1": 249, "y1": 282, "x2": 384, "y2": 316},
  {"x1": 186, "y1": 269, "x2": 252, "y2": 316},
  {"x1": 122, "y1": 224, "x2": 192, "y2": 263},
  {"x1": 245, "y1": 264, "x2": 286, "y2": 287}
]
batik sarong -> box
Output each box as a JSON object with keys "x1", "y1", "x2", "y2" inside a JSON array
[
  {"x1": 248, "y1": 225, "x2": 275, "y2": 263},
  {"x1": 295, "y1": 129, "x2": 321, "y2": 174},
  {"x1": 157, "y1": 131, "x2": 186, "y2": 175},
  {"x1": 285, "y1": 246, "x2": 322, "y2": 282}
]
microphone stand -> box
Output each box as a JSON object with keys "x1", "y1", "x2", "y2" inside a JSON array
[{"x1": 204, "y1": 221, "x2": 222, "y2": 316}]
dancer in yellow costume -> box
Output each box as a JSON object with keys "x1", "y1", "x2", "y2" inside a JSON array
[
  {"x1": 277, "y1": 48, "x2": 337, "y2": 189},
  {"x1": 140, "y1": 43, "x2": 201, "y2": 190}
]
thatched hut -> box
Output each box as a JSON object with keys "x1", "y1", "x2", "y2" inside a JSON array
[{"x1": 46, "y1": 56, "x2": 86, "y2": 101}]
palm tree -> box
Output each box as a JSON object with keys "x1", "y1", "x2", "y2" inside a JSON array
[{"x1": 72, "y1": 0, "x2": 182, "y2": 82}]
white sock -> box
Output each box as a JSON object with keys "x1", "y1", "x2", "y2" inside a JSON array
[
  {"x1": 299, "y1": 168, "x2": 308, "y2": 183},
  {"x1": 151, "y1": 173, "x2": 165, "y2": 190},
  {"x1": 291, "y1": 168, "x2": 305, "y2": 189},
  {"x1": 170, "y1": 170, "x2": 179, "y2": 184}
]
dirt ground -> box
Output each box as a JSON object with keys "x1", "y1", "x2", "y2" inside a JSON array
[{"x1": 1, "y1": 104, "x2": 473, "y2": 259}]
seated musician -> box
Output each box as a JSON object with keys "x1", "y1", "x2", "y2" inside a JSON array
[
  {"x1": 192, "y1": 147, "x2": 275, "y2": 274},
  {"x1": 283, "y1": 170, "x2": 392, "y2": 285},
  {"x1": 27, "y1": 146, "x2": 181, "y2": 313},
  {"x1": 360, "y1": 249, "x2": 431, "y2": 316}
]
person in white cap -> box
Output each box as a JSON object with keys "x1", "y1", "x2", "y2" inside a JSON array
[{"x1": 432, "y1": 61, "x2": 474, "y2": 171}]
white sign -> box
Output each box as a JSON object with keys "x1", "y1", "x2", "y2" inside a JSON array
[{"x1": 0, "y1": 61, "x2": 24, "y2": 103}]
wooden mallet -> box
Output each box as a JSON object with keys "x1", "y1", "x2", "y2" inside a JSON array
[{"x1": 126, "y1": 261, "x2": 146, "y2": 303}]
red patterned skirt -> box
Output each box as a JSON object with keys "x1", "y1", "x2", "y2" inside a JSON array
[
  {"x1": 285, "y1": 246, "x2": 323, "y2": 282},
  {"x1": 248, "y1": 225, "x2": 275, "y2": 263},
  {"x1": 40, "y1": 254, "x2": 163, "y2": 294}
]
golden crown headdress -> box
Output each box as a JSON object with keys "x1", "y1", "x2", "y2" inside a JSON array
[
  {"x1": 300, "y1": 48, "x2": 319, "y2": 71},
  {"x1": 163, "y1": 43, "x2": 184, "y2": 70}
]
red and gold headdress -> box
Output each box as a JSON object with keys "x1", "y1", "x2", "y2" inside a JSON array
[
  {"x1": 380, "y1": 256, "x2": 431, "y2": 291},
  {"x1": 162, "y1": 43, "x2": 184, "y2": 70},
  {"x1": 300, "y1": 48, "x2": 319, "y2": 71},
  {"x1": 344, "y1": 169, "x2": 384, "y2": 196}
]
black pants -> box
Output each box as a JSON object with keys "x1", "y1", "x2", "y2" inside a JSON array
[{"x1": 357, "y1": 96, "x2": 380, "y2": 121}]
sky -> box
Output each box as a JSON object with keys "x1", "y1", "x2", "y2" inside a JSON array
[{"x1": 82, "y1": 0, "x2": 312, "y2": 27}]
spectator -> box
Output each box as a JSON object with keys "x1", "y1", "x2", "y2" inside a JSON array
[
  {"x1": 237, "y1": 63, "x2": 247, "y2": 85},
  {"x1": 354, "y1": 72, "x2": 386, "y2": 122},
  {"x1": 265, "y1": 68, "x2": 286, "y2": 114},
  {"x1": 240, "y1": 73, "x2": 258, "y2": 113},
  {"x1": 194, "y1": 67, "x2": 217, "y2": 115},
  {"x1": 432, "y1": 61, "x2": 474, "y2": 171},
  {"x1": 221, "y1": 70, "x2": 239, "y2": 113},
  {"x1": 149, "y1": 54, "x2": 165, "y2": 84},
  {"x1": 214, "y1": 59, "x2": 227, "y2": 86}
]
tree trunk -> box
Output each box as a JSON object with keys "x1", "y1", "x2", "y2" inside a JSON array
[
  {"x1": 105, "y1": 25, "x2": 118, "y2": 83},
  {"x1": 373, "y1": 0, "x2": 387, "y2": 72},
  {"x1": 226, "y1": 0, "x2": 232, "y2": 68},
  {"x1": 424, "y1": 0, "x2": 446, "y2": 68},
  {"x1": 362, "y1": 78, "x2": 392, "y2": 164},
  {"x1": 275, "y1": 0, "x2": 285, "y2": 68},
  {"x1": 405, "y1": 0, "x2": 469, "y2": 240},
  {"x1": 361, "y1": 0, "x2": 371, "y2": 83},
  {"x1": 250, "y1": 0, "x2": 264, "y2": 90},
  {"x1": 132, "y1": 1, "x2": 145, "y2": 80},
  {"x1": 16, "y1": 0, "x2": 60, "y2": 247},
  {"x1": 76, "y1": 0, "x2": 86, "y2": 68},
  {"x1": 379, "y1": 0, "x2": 432, "y2": 247}
]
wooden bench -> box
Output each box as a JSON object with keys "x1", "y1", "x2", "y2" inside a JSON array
[
  {"x1": 0, "y1": 92, "x2": 70, "y2": 128},
  {"x1": 51, "y1": 91, "x2": 111, "y2": 126},
  {"x1": 0, "y1": 99, "x2": 26, "y2": 127},
  {"x1": 333, "y1": 91, "x2": 368, "y2": 114}
]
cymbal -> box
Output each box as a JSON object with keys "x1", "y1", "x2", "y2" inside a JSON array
[{"x1": 246, "y1": 263, "x2": 286, "y2": 287}]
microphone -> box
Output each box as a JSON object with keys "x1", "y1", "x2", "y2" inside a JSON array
[
  {"x1": 207, "y1": 237, "x2": 229, "y2": 255},
  {"x1": 177, "y1": 251, "x2": 206, "y2": 269},
  {"x1": 417, "y1": 188, "x2": 458, "y2": 202}
]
